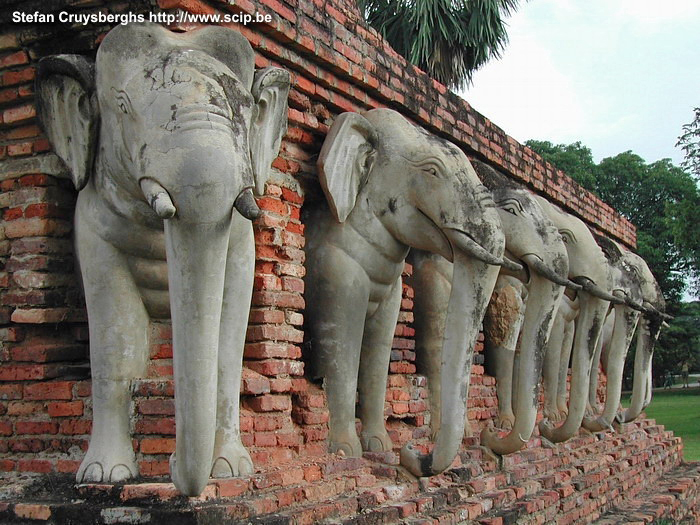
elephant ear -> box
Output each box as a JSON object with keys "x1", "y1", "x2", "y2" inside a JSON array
[
  {"x1": 317, "y1": 112, "x2": 377, "y2": 223},
  {"x1": 249, "y1": 67, "x2": 291, "y2": 196},
  {"x1": 36, "y1": 55, "x2": 98, "y2": 191}
]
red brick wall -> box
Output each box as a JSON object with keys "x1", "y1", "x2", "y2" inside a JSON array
[{"x1": 0, "y1": 0, "x2": 633, "y2": 477}]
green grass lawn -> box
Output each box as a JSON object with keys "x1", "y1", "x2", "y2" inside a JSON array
[{"x1": 623, "y1": 387, "x2": 700, "y2": 461}]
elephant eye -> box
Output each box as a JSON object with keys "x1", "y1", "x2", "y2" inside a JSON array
[
  {"x1": 496, "y1": 199, "x2": 522, "y2": 216},
  {"x1": 114, "y1": 90, "x2": 132, "y2": 115},
  {"x1": 559, "y1": 229, "x2": 575, "y2": 245},
  {"x1": 423, "y1": 167, "x2": 438, "y2": 177}
]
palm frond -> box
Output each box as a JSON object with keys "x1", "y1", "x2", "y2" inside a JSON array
[{"x1": 357, "y1": 0, "x2": 524, "y2": 89}]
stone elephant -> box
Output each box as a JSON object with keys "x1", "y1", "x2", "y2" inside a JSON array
[
  {"x1": 536, "y1": 197, "x2": 626, "y2": 443},
  {"x1": 410, "y1": 163, "x2": 580, "y2": 456},
  {"x1": 304, "y1": 109, "x2": 517, "y2": 478},
  {"x1": 583, "y1": 238, "x2": 667, "y2": 430},
  {"x1": 36, "y1": 22, "x2": 290, "y2": 496}
]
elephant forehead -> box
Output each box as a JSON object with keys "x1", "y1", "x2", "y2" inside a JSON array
[
  {"x1": 364, "y1": 108, "x2": 467, "y2": 164},
  {"x1": 97, "y1": 22, "x2": 254, "y2": 88}
]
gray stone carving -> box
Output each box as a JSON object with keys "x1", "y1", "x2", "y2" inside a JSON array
[
  {"x1": 479, "y1": 186, "x2": 580, "y2": 454},
  {"x1": 536, "y1": 198, "x2": 625, "y2": 443},
  {"x1": 36, "y1": 22, "x2": 290, "y2": 496},
  {"x1": 584, "y1": 239, "x2": 667, "y2": 430},
  {"x1": 305, "y1": 109, "x2": 516, "y2": 477},
  {"x1": 411, "y1": 164, "x2": 580, "y2": 456}
]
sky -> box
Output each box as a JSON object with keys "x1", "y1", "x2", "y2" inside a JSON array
[{"x1": 462, "y1": 0, "x2": 700, "y2": 166}]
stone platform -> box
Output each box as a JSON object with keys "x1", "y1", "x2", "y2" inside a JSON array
[{"x1": 1, "y1": 418, "x2": 698, "y2": 524}]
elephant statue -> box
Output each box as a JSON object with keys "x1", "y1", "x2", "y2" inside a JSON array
[
  {"x1": 304, "y1": 109, "x2": 517, "y2": 478},
  {"x1": 410, "y1": 163, "x2": 580, "y2": 456},
  {"x1": 535, "y1": 197, "x2": 626, "y2": 443},
  {"x1": 36, "y1": 22, "x2": 291, "y2": 496},
  {"x1": 583, "y1": 238, "x2": 667, "y2": 430}
]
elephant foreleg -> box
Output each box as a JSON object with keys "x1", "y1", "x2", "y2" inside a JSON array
[
  {"x1": 212, "y1": 215, "x2": 255, "y2": 478},
  {"x1": 587, "y1": 332, "x2": 605, "y2": 417},
  {"x1": 556, "y1": 320, "x2": 575, "y2": 418},
  {"x1": 555, "y1": 294, "x2": 579, "y2": 419},
  {"x1": 483, "y1": 277, "x2": 525, "y2": 430},
  {"x1": 357, "y1": 277, "x2": 402, "y2": 452},
  {"x1": 306, "y1": 245, "x2": 370, "y2": 457},
  {"x1": 543, "y1": 312, "x2": 565, "y2": 422},
  {"x1": 74, "y1": 201, "x2": 149, "y2": 483}
]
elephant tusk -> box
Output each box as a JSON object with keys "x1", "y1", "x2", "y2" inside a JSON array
[
  {"x1": 641, "y1": 301, "x2": 673, "y2": 321},
  {"x1": 572, "y1": 277, "x2": 625, "y2": 304},
  {"x1": 622, "y1": 295, "x2": 647, "y2": 313},
  {"x1": 521, "y1": 254, "x2": 582, "y2": 290},
  {"x1": 234, "y1": 187, "x2": 262, "y2": 221},
  {"x1": 501, "y1": 256, "x2": 524, "y2": 273},
  {"x1": 444, "y1": 229, "x2": 522, "y2": 272},
  {"x1": 140, "y1": 178, "x2": 176, "y2": 219}
]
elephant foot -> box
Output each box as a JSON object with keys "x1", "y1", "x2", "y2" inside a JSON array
[
  {"x1": 211, "y1": 442, "x2": 254, "y2": 478},
  {"x1": 496, "y1": 413, "x2": 515, "y2": 430},
  {"x1": 76, "y1": 443, "x2": 137, "y2": 483},
  {"x1": 329, "y1": 429, "x2": 363, "y2": 457},
  {"x1": 542, "y1": 406, "x2": 559, "y2": 422},
  {"x1": 360, "y1": 428, "x2": 394, "y2": 452},
  {"x1": 556, "y1": 405, "x2": 568, "y2": 420},
  {"x1": 547, "y1": 409, "x2": 566, "y2": 423},
  {"x1": 584, "y1": 403, "x2": 600, "y2": 420}
]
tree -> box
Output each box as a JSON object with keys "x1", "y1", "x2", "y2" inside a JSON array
[
  {"x1": 596, "y1": 155, "x2": 699, "y2": 301},
  {"x1": 654, "y1": 301, "x2": 700, "y2": 382},
  {"x1": 524, "y1": 140, "x2": 597, "y2": 189},
  {"x1": 357, "y1": 0, "x2": 522, "y2": 89},
  {"x1": 676, "y1": 107, "x2": 700, "y2": 180}
]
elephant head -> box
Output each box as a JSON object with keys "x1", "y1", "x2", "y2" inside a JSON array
[
  {"x1": 308, "y1": 108, "x2": 513, "y2": 478},
  {"x1": 37, "y1": 23, "x2": 291, "y2": 495},
  {"x1": 478, "y1": 181, "x2": 576, "y2": 455},
  {"x1": 535, "y1": 197, "x2": 619, "y2": 443},
  {"x1": 615, "y1": 252, "x2": 666, "y2": 423}
]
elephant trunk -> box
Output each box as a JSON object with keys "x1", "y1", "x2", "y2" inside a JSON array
[
  {"x1": 618, "y1": 315, "x2": 659, "y2": 423},
  {"x1": 401, "y1": 251, "x2": 500, "y2": 476},
  {"x1": 539, "y1": 295, "x2": 609, "y2": 442},
  {"x1": 583, "y1": 304, "x2": 639, "y2": 432},
  {"x1": 481, "y1": 271, "x2": 563, "y2": 454},
  {"x1": 164, "y1": 216, "x2": 232, "y2": 496}
]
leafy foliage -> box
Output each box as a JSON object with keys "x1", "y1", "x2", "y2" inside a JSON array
[
  {"x1": 655, "y1": 301, "x2": 700, "y2": 377},
  {"x1": 356, "y1": 0, "x2": 522, "y2": 89},
  {"x1": 525, "y1": 140, "x2": 597, "y2": 189},
  {"x1": 676, "y1": 107, "x2": 700, "y2": 179}
]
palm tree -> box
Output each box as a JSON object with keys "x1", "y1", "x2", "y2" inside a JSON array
[{"x1": 357, "y1": 0, "x2": 522, "y2": 90}]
